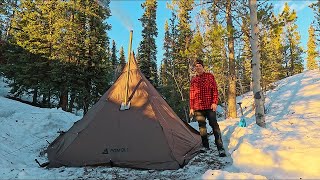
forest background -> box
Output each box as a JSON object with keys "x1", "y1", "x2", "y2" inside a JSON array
[{"x1": 0, "y1": 0, "x2": 319, "y2": 121}]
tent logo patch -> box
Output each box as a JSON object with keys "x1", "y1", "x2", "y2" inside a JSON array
[
  {"x1": 103, "y1": 148, "x2": 129, "y2": 154},
  {"x1": 102, "y1": 148, "x2": 109, "y2": 154}
]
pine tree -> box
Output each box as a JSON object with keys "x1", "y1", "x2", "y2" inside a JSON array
[
  {"x1": 159, "y1": 20, "x2": 174, "y2": 111},
  {"x1": 111, "y1": 40, "x2": 118, "y2": 67},
  {"x1": 168, "y1": 0, "x2": 194, "y2": 120},
  {"x1": 5, "y1": 0, "x2": 112, "y2": 113},
  {"x1": 159, "y1": 20, "x2": 170, "y2": 87},
  {"x1": 239, "y1": 14, "x2": 252, "y2": 93},
  {"x1": 279, "y1": 3, "x2": 304, "y2": 76},
  {"x1": 111, "y1": 40, "x2": 119, "y2": 80},
  {"x1": 80, "y1": 0, "x2": 111, "y2": 114},
  {"x1": 310, "y1": 0, "x2": 320, "y2": 42},
  {"x1": 0, "y1": 1, "x2": 6, "y2": 39},
  {"x1": 119, "y1": 46, "x2": 126, "y2": 72},
  {"x1": 307, "y1": 25, "x2": 319, "y2": 70},
  {"x1": 189, "y1": 28, "x2": 204, "y2": 64},
  {"x1": 310, "y1": 1, "x2": 320, "y2": 69},
  {"x1": 201, "y1": 1, "x2": 228, "y2": 118},
  {"x1": 0, "y1": 0, "x2": 18, "y2": 40},
  {"x1": 137, "y1": 0, "x2": 158, "y2": 87},
  {"x1": 7, "y1": 0, "x2": 61, "y2": 106},
  {"x1": 159, "y1": 11, "x2": 184, "y2": 119},
  {"x1": 257, "y1": 3, "x2": 285, "y2": 90},
  {"x1": 10, "y1": 1, "x2": 54, "y2": 56}
]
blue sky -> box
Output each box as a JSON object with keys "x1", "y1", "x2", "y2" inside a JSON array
[
  {"x1": 108, "y1": 0, "x2": 316, "y2": 67},
  {"x1": 108, "y1": 0, "x2": 171, "y2": 65}
]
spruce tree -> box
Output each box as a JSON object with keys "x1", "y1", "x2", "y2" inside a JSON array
[
  {"x1": 119, "y1": 46, "x2": 126, "y2": 72},
  {"x1": 137, "y1": 0, "x2": 158, "y2": 87},
  {"x1": 159, "y1": 11, "x2": 185, "y2": 119},
  {"x1": 257, "y1": 3, "x2": 285, "y2": 90},
  {"x1": 111, "y1": 40, "x2": 118, "y2": 67},
  {"x1": 159, "y1": 18, "x2": 178, "y2": 113},
  {"x1": 310, "y1": 1, "x2": 320, "y2": 42},
  {"x1": 80, "y1": 0, "x2": 111, "y2": 114},
  {"x1": 7, "y1": 0, "x2": 60, "y2": 106},
  {"x1": 159, "y1": 20, "x2": 170, "y2": 87},
  {"x1": 189, "y1": 28, "x2": 204, "y2": 64},
  {"x1": 5, "y1": 0, "x2": 112, "y2": 113},
  {"x1": 201, "y1": 1, "x2": 228, "y2": 117},
  {"x1": 111, "y1": 40, "x2": 119, "y2": 80},
  {"x1": 310, "y1": 1, "x2": 320, "y2": 69},
  {"x1": 0, "y1": 0, "x2": 18, "y2": 40},
  {"x1": 238, "y1": 12, "x2": 253, "y2": 94},
  {"x1": 171, "y1": 0, "x2": 194, "y2": 120},
  {"x1": 279, "y1": 3, "x2": 304, "y2": 76},
  {"x1": 307, "y1": 25, "x2": 319, "y2": 70}
]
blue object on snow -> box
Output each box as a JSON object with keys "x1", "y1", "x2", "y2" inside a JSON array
[{"x1": 238, "y1": 117, "x2": 247, "y2": 127}]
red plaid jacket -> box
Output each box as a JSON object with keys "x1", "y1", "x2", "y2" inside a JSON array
[{"x1": 190, "y1": 72, "x2": 219, "y2": 110}]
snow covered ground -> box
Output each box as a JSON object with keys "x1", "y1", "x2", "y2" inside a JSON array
[{"x1": 0, "y1": 70, "x2": 319, "y2": 179}]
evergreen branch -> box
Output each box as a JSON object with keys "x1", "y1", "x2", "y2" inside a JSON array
[{"x1": 195, "y1": 0, "x2": 247, "y2": 37}]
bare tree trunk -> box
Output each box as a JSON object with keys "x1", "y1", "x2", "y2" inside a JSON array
[
  {"x1": 171, "y1": 69, "x2": 189, "y2": 122},
  {"x1": 32, "y1": 88, "x2": 38, "y2": 105},
  {"x1": 59, "y1": 89, "x2": 68, "y2": 111},
  {"x1": 48, "y1": 90, "x2": 51, "y2": 108},
  {"x1": 289, "y1": 41, "x2": 294, "y2": 76},
  {"x1": 68, "y1": 89, "x2": 75, "y2": 112},
  {"x1": 222, "y1": 38, "x2": 229, "y2": 119},
  {"x1": 226, "y1": 0, "x2": 237, "y2": 118},
  {"x1": 41, "y1": 89, "x2": 52, "y2": 108},
  {"x1": 249, "y1": 0, "x2": 266, "y2": 128},
  {"x1": 42, "y1": 94, "x2": 47, "y2": 107}
]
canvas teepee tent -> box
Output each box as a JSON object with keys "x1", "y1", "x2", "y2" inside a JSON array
[{"x1": 46, "y1": 52, "x2": 202, "y2": 170}]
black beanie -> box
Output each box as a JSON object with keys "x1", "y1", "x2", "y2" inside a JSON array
[{"x1": 195, "y1": 59, "x2": 204, "y2": 67}]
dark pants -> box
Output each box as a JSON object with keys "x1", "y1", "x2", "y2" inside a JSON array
[{"x1": 194, "y1": 109, "x2": 224, "y2": 150}]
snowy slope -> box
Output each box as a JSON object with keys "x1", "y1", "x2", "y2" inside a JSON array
[
  {"x1": 0, "y1": 70, "x2": 320, "y2": 179},
  {"x1": 221, "y1": 69, "x2": 320, "y2": 179}
]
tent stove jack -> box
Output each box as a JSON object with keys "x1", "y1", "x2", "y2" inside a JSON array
[{"x1": 120, "y1": 30, "x2": 133, "y2": 111}]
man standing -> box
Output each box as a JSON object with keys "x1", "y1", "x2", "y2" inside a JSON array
[{"x1": 189, "y1": 59, "x2": 226, "y2": 157}]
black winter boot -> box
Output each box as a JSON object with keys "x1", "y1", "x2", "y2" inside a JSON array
[
  {"x1": 218, "y1": 148, "x2": 226, "y2": 157},
  {"x1": 201, "y1": 136, "x2": 209, "y2": 149}
]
